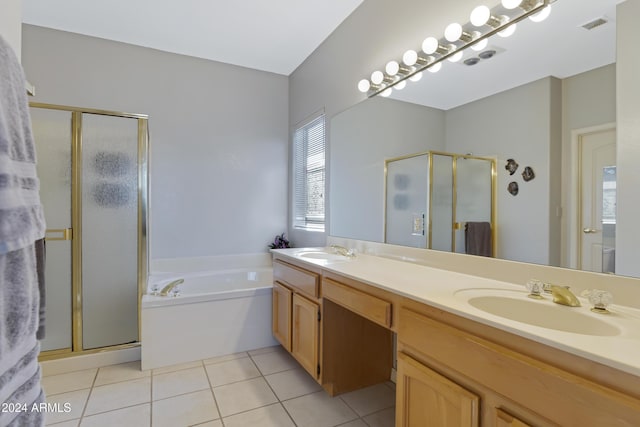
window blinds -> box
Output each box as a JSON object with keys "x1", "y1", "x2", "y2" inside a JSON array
[{"x1": 293, "y1": 114, "x2": 326, "y2": 231}]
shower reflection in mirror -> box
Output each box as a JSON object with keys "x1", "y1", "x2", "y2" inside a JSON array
[{"x1": 384, "y1": 151, "x2": 496, "y2": 256}]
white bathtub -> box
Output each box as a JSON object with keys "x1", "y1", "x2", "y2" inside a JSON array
[
  {"x1": 141, "y1": 257, "x2": 277, "y2": 370},
  {"x1": 143, "y1": 268, "x2": 273, "y2": 307}
]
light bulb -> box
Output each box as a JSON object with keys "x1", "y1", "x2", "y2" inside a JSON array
[
  {"x1": 371, "y1": 70, "x2": 384, "y2": 85},
  {"x1": 448, "y1": 48, "x2": 463, "y2": 63},
  {"x1": 380, "y1": 88, "x2": 393, "y2": 97},
  {"x1": 501, "y1": 0, "x2": 522, "y2": 9},
  {"x1": 395, "y1": 80, "x2": 407, "y2": 90},
  {"x1": 422, "y1": 37, "x2": 439, "y2": 54},
  {"x1": 471, "y1": 38, "x2": 488, "y2": 52},
  {"x1": 470, "y1": 5, "x2": 490, "y2": 27},
  {"x1": 403, "y1": 50, "x2": 418, "y2": 66},
  {"x1": 529, "y1": 5, "x2": 551, "y2": 22},
  {"x1": 409, "y1": 72, "x2": 423, "y2": 82},
  {"x1": 498, "y1": 22, "x2": 516, "y2": 38},
  {"x1": 444, "y1": 23, "x2": 463, "y2": 42},
  {"x1": 385, "y1": 60, "x2": 400, "y2": 76},
  {"x1": 428, "y1": 62, "x2": 442, "y2": 73},
  {"x1": 357, "y1": 79, "x2": 371, "y2": 93}
]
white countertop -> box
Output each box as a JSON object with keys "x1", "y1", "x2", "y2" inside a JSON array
[{"x1": 272, "y1": 247, "x2": 640, "y2": 378}]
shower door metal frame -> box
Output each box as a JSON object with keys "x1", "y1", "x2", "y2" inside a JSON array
[
  {"x1": 383, "y1": 150, "x2": 497, "y2": 256},
  {"x1": 428, "y1": 151, "x2": 497, "y2": 257},
  {"x1": 31, "y1": 102, "x2": 149, "y2": 361}
]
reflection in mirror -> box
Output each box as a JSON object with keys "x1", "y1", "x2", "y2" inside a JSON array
[
  {"x1": 384, "y1": 152, "x2": 496, "y2": 256},
  {"x1": 602, "y1": 166, "x2": 616, "y2": 274},
  {"x1": 384, "y1": 153, "x2": 429, "y2": 249},
  {"x1": 329, "y1": 0, "x2": 632, "y2": 275}
]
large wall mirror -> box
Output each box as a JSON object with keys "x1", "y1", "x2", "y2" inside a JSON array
[{"x1": 329, "y1": 0, "x2": 632, "y2": 275}]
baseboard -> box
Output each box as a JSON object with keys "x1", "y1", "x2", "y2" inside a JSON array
[{"x1": 40, "y1": 346, "x2": 141, "y2": 376}]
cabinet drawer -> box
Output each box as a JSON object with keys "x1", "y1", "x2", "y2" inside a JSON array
[
  {"x1": 322, "y1": 278, "x2": 391, "y2": 328},
  {"x1": 273, "y1": 259, "x2": 319, "y2": 299}
]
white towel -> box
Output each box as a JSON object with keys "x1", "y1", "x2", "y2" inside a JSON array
[{"x1": 0, "y1": 35, "x2": 46, "y2": 427}]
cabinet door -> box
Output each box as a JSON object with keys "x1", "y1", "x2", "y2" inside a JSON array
[
  {"x1": 396, "y1": 352, "x2": 479, "y2": 427},
  {"x1": 272, "y1": 282, "x2": 292, "y2": 352},
  {"x1": 292, "y1": 293, "x2": 319, "y2": 379},
  {"x1": 495, "y1": 409, "x2": 532, "y2": 427}
]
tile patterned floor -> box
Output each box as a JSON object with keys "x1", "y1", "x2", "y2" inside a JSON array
[{"x1": 42, "y1": 345, "x2": 396, "y2": 427}]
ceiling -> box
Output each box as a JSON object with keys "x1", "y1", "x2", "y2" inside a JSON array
[
  {"x1": 22, "y1": 0, "x2": 364, "y2": 76},
  {"x1": 389, "y1": 0, "x2": 623, "y2": 110}
]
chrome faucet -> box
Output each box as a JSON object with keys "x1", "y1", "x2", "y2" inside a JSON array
[
  {"x1": 330, "y1": 244, "x2": 355, "y2": 257},
  {"x1": 159, "y1": 279, "x2": 184, "y2": 296},
  {"x1": 543, "y1": 283, "x2": 581, "y2": 307}
]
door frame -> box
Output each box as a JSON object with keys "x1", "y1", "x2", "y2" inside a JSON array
[
  {"x1": 31, "y1": 102, "x2": 149, "y2": 360},
  {"x1": 567, "y1": 123, "x2": 615, "y2": 271}
]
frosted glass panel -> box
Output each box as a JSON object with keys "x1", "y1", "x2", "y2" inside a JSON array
[
  {"x1": 431, "y1": 155, "x2": 453, "y2": 251},
  {"x1": 385, "y1": 155, "x2": 429, "y2": 248},
  {"x1": 455, "y1": 159, "x2": 493, "y2": 254},
  {"x1": 82, "y1": 114, "x2": 139, "y2": 349},
  {"x1": 602, "y1": 166, "x2": 616, "y2": 274},
  {"x1": 30, "y1": 107, "x2": 73, "y2": 352}
]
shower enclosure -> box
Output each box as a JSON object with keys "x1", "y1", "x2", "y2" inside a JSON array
[
  {"x1": 30, "y1": 103, "x2": 149, "y2": 358},
  {"x1": 384, "y1": 151, "x2": 496, "y2": 255}
]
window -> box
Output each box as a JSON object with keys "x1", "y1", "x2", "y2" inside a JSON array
[{"x1": 293, "y1": 114, "x2": 326, "y2": 231}]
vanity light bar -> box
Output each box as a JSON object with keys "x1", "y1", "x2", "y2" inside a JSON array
[{"x1": 358, "y1": 0, "x2": 552, "y2": 98}]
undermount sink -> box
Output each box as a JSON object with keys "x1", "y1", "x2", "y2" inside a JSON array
[
  {"x1": 297, "y1": 251, "x2": 347, "y2": 261},
  {"x1": 456, "y1": 290, "x2": 621, "y2": 336}
]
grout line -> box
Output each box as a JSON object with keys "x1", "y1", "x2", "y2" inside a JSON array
[
  {"x1": 258, "y1": 363, "x2": 298, "y2": 426},
  {"x1": 76, "y1": 366, "x2": 100, "y2": 423},
  {"x1": 149, "y1": 371, "x2": 154, "y2": 427},
  {"x1": 202, "y1": 352, "x2": 250, "y2": 367},
  {"x1": 81, "y1": 403, "x2": 151, "y2": 422},
  {"x1": 202, "y1": 358, "x2": 225, "y2": 427},
  {"x1": 152, "y1": 386, "x2": 215, "y2": 403},
  {"x1": 337, "y1": 394, "x2": 363, "y2": 423},
  {"x1": 44, "y1": 349, "x2": 396, "y2": 427}
]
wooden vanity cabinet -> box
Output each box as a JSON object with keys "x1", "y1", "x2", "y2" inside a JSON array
[
  {"x1": 320, "y1": 275, "x2": 395, "y2": 396},
  {"x1": 397, "y1": 306, "x2": 640, "y2": 427},
  {"x1": 272, "y1": 259, "x2": 321, "y2": 381},
  {"x1": 291, "y1": 293, "x2": 319, "y2": 377},
  {"x1": 396, "y1": 351, "x2": 479, "y2": 426},
  {"x1": 272, "y1": 281, "x2": 292, "y2": 351}
]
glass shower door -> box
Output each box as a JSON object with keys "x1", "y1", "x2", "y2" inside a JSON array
[
  {"x1": 385, "y1": 154, "x2": 429, "y2": 248},
  {"x1": 81, "y1": 113, "x2": 140, "y2": 349},
  {"x1": 430, "y1": 154, "x2": 454, "y2": 252},
  {"x1": 31, "y1": 108, "x2": 73, "y2": 352},
  {"x1": 455, "y1": 158, "x2": 493, "y2": 255}
]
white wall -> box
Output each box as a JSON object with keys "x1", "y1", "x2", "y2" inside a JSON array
[
  {"x1": 0, "y1": 0, "x2": 21, "y2": 60},
  {"x1": 616, "y1": 0, "x2": 640, "y2": 277},
  {"x1": 22, "y1": 25, "x2": 289, "y2": 260}
]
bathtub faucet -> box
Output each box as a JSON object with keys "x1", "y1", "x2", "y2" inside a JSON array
[{"x1": 159, "y1": 279, "x2": 184, "y2": 296}]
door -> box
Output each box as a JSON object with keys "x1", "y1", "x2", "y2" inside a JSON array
[
  {"x1": 454, "y1": 157, "x2": 494, "y2": 256},
  {"x1": 291, "y1": 293, "x2": 319, "y2": 379},
  {"x1": 31, "y1": 108, "x2": 73, "y2": 353},
  {"x1": 580, "y1": 128, "x2": 616, "y2": 273},
  {"x1": 272, "y1": 282, "x2": 292, "y2": 351},
  {"x1": 385, "y1": 154, "x2": 429, "y2": 248},
  {"x1": 81, "y1": 113, "x2": 140, "y2": 349},
  {"x1": 30, "y1": 103, "x2": 148, "y2": 356},
  {"x1": 396, "y1": 352, "x2": 479, "y2": 427}
]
